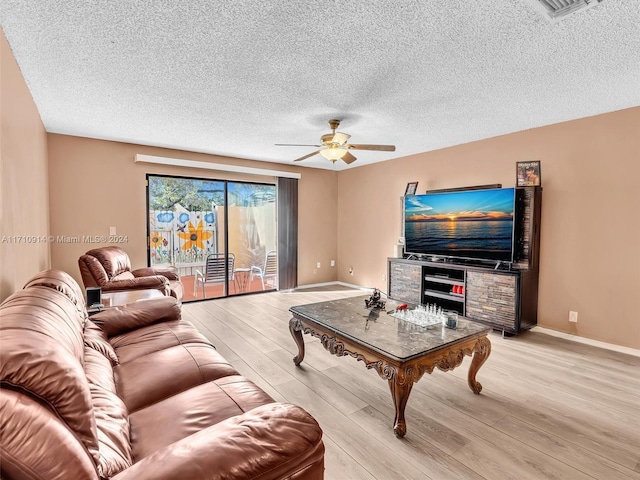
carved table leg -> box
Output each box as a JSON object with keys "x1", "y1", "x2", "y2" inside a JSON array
[
  {"x1": 388, "y1": 374, "x2": 414, "y2": 438},
  {"x1": 468, "y1": 336, "x2": 491, "y2": 394},
  {"x1": 289, "y1": 318, "x2": 305, "y2": 366}
]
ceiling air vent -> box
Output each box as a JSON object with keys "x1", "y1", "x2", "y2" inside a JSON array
[{"x1": 522, "y1": 0, "x2": 606, "y2": 22}]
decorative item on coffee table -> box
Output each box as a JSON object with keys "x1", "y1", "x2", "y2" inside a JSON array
[
  {"x1": 364, "y1": 288, "x2": 386, "y2": 310},
  {"x1": 388, "y1": 303, "x2": 443, "y2": 327}
]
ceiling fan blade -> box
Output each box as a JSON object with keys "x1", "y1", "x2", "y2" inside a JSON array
[
  {"x1": 347, "y1": 144, "x2": 396, "y2": 151},
  {"x1": 293, "y1": 150, "x2": 321, "y2": 162},
  {"x1": 341, "y1": 151, "x2": 357, "y2": 164},
  {"x1": 332, "y1": 132, "x2": 351, "y2": 145},
  {"x1": 276, "y1": 143, "x2": 322, "y2": 147}
]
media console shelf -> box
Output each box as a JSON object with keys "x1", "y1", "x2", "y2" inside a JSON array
[
  {"x1": 388, "y1": 257, "x2": 535, "y2": 334},
  {"x1": 423, "y1": 265, "x2": 466, "y2": 314},
  {"x1": 388, "y1": 186, "x2": 542, "y2": 335}
]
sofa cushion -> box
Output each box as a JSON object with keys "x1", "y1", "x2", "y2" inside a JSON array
[
  {"x1": 84, "y1": 342, "x2": 118, "y2": 393},
  {"x1": 114, "y1": 343, "x2": 239, "y2": 412},
  {"x1": 86, "y1": 246, "x2": 132, "y2": 278},
  {"x1": 119, "y1": 403, "x2": 324, "y2": 480},
  {"x1": 90, "y1": 383, "x2": 133, "y2": 477},
  {"x1": 0, "y1": 288, "x2": 85, "y2": 358},
  {"x1": 78, "y1": 254, "x2": 110, "y2": 288},
  {"x1": 129, "y1": 375, "x2": 274, "y2": 461},
  {"x1": 84, "y1": 340, "x2": 132, "y2": 477},
  {"x1": 85, "y1": 319, "x2": 119, "y2": 365},
  {"x1": 0, "y1": 389, "x2": 100, "y2": 480},
  {"x1": 91, "y1": 296, "x2": 181, "y2": 337},
  {"x1": 23, "y1": 269, "x2": 88, "y2": 323},
  {"x1": 168, "y1": 279, "x2": 184, "y2": 303},
  {"x1": 109, "y1": 319, "x2": 211, "y2": 364},
  {"x1": 132, "y1": 266, "x2": 180, "y2": 281},
  {"x1": 113, "y1": 271, "x2": 135, "y2": 281}
]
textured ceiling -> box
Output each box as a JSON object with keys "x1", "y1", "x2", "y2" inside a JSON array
[{"x1": 1, "y1": 1, "x2": 639, "y2": 171}]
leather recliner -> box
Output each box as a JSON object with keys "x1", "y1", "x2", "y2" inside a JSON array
[
  {"x1": 78, "y1": 246, "x2": 184, "y2": 302},
  {"x1": 0, "y1": 269, "x2": 325, "y2": 479}
]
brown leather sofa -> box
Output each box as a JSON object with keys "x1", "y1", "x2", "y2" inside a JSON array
[
  {"x1": 0, "y1": 270, "x2": 324, "y2": 479},
  {"x1": 78, "y1": 246, "x2": 184, "y2": 302}
]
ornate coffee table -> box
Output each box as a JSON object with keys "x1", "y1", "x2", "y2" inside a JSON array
[{"x1": 289, "y1": 295, "x2": 492, "y2": 438}]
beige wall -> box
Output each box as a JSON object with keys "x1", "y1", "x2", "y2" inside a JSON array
[
  {"x1": 338, "y1": 107, "x2": 640, "y2": 349},
  {"x1": 46, "y1": 135, "x2": 339, "y2": 288},
  {"x1": 0, "y1": 29, "x2": 50, "y2": 301}
]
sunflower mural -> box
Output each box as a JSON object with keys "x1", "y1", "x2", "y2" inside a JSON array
[
  {"x1": 178, "y1": 221, "x2": 212, "y2": 257},
  {"x1": 150, "y1": 232, "x2": 163, "y2": 248},
  {"x1": 150, "y1": 231, "x2": 171, "y2": 264}
]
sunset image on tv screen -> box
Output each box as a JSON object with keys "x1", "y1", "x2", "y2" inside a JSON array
[{"x1": 404, "y1": 188, "x2": 515, "y2": 261}]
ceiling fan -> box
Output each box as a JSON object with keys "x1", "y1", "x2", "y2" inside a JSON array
[{"x1": 276, "y1": 119, "x2": 396, "y2": 164}]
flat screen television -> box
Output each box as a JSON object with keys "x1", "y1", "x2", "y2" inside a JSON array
[{"x1": 404, "y1": 187, "x2": 516, "y2": 262}]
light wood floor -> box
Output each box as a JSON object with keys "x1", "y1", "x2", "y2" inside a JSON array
[{"x1": 182, "y1": 286, "x2": 640, "y2": 480}]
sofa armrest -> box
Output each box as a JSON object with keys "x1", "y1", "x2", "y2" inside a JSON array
[
  {"x1": 91, "y1": 296, "x2": 181, "y2": 337},
  {"x1": 102, "y1": 275, "x2": 170, "y2": 292},
  {"x1": 111, "y1": 403, "x2": 324, "y2": 480},
  {"x1": 132, "y1": 266, "x2": 180, "y2": 281}
]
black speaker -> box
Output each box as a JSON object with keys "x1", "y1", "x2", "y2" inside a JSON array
[{"x1": 86, "y1": 287, "x2": 102, "y2": 307}]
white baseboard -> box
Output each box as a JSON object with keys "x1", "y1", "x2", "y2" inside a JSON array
[
  {"x1": 335, "y1": 281, "x2": 373, "y2": 290},
  {"x1": 531, "y1": 326, "x2": 640, "y2": 358},
  {"x1": 294, "y1": 281, "x2": 371, "y2": 291}
]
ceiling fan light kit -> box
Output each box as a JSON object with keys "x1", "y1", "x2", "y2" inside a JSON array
[
  {"x1": 277, "y1": 119, "x2": 396, "y2": 165},
  {"x1": 320, "y1": 146, "x2": 347, "y2": 161}
]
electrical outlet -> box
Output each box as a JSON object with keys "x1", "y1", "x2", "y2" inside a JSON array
[
  {"x1": 316, "y1": 262, "x2": 321, "y2": 269},
  {"x1": 569, "y1": 311, "x2": 578, "y2": 323},
  {"x1": 330, "y1": 260, "x2": 335, "y2": 267},
  {"x1": 109, "y1": 226, "x2": 116, "y2": 235}
]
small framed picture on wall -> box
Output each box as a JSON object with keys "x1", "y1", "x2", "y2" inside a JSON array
[
  {"x1": 405, "y1": 182, "x2": 419, "y2": 196},
  {"x1": 516, "y1": 161, "x2": 541, "y2": 187}
]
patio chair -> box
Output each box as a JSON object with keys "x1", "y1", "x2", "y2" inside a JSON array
[
  {"x1": 250, "y1": 250, "x2": 277, "y2": 291},
  {"x1": 194, "y1": 253, "x2": 235, "y2": 298}
]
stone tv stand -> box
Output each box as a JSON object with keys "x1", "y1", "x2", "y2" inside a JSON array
[{"x1": 388, "y1": 186, "x2": 542, "y2": 335}]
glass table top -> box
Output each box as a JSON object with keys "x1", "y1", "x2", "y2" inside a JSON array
[{"x1": 290, "y1": 295, "x2": 491, "y2": 361}]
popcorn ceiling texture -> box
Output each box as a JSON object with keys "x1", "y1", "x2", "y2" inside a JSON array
[{"x1": 1, "y1": 0, "x2": 639, "y2": 170}]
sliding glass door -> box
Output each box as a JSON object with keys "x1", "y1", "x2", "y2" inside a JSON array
[
  {"x1": 147, "y1": 174, "x2": 276, "y2": 301},
  {"x1": 227, "y1": 182, "x2": 277, "y2": 294}
]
